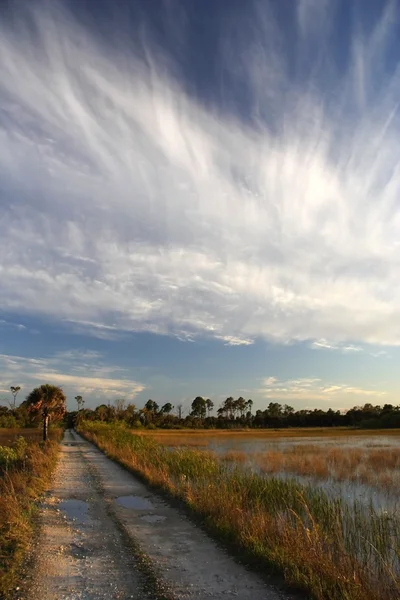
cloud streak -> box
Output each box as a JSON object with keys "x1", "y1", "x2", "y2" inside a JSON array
[
  {"x1": 0, "y1": 351, "x2": 144, "y2": 404},
  {"x1": 1, "y1": 1, "x2": 400, "y2": 348},
  {"x1": 259, "y1": 376, "x2": 386, "y2": 405}
]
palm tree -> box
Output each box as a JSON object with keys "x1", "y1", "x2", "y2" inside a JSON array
[{"x1": 25, "y1": 384, "x2": 67, "y2": 424}]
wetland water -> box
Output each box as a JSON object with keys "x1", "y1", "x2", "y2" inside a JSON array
[{"x1": 156, "y1": 432, "x2": 400, "y2": 513}]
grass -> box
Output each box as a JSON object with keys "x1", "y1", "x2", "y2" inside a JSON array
[
  {"x1": 0, "y1": 428, "x2": 61, "y2": 445},
  {"x1": 217, "y1": 445, "x2": 400, "y2": 492},
  {"x1": 149, "y1": 428, "x2": 400, "y2": 491},
  {"x1": 0, "y1": 429, "x2": 61, "y2": 599},
  {"x1": 141, "y1": 427, "x2": 400, "y2": 448},
  {"x1": 79, "y1": 421, "x2": 400, "y2": 600}
]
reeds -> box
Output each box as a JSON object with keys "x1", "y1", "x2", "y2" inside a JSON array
[
  {"x1": 252, "y1": 445, "x2": 400, "y2": 491},
  {"x1": 80, "y1": 422, "x2": 400, "y2": 600}
]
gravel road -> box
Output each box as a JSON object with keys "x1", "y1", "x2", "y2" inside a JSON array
[{"x1": 18, "y1": 430, "x2": 293, "y2": 600}]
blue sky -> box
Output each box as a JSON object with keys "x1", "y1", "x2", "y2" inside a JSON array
[{"x1": 1, "y1": 0, "x2": 400, "y2": 412}]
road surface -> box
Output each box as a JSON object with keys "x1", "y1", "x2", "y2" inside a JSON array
[{"x1": 18, "y1": 430, "x2": 292, "y2": 600}]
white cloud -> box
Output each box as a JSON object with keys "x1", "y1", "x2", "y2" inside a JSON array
[
  {"x1": 311, "y1": 339, "x2": 362, "y2": 353},
  {"x1": 259, "y1": 376, "x2": 386, "y2": 404},
  {"x1": 0, "y1": 2, "x2": 400, "y2": 348},
  {"x1": 31, "y1": 372, "x2": 144, "y2": 399},
  {"x1": 0, "y1": 352, "x2": 144, "y2": 405},
  {"x1": 0, "y1": 320, "x2": 26, "y2": 331},
  {"x1": 216, "y1": 335, "x2": 254, "y2": 347}
]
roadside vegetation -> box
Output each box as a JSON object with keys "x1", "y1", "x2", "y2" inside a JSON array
[
  {"x1": 0, "y1": 384, "x2": 66, "y2": 599},
  {"x1": 0, "y1": 431, "x2": 61, "y2": 598},
  {"x1": 79, "y1": 421, "x2": 400, "y2": 600}
]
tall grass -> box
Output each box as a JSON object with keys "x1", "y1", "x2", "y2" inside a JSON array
[
  {"x1": 0, "y1": 430, "x2": 61, "y2": 598},
  {"x1": 0, "y1": 428, "x2": 61, "y2": 445},
  {"x1": 245, "y1": 445, "x2": 400, "y2": 491},
  {"x1": 80, "y1": 422, "x2": 400, "y2": 600}
]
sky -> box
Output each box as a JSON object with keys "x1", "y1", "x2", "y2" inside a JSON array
[{"x1": 1, "y1": 0, "x2": 400, "y2": 413}]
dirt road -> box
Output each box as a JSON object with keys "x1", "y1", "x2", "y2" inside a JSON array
[{"x1": 19, "y1": 431, "x2": 291, "y2": 600}]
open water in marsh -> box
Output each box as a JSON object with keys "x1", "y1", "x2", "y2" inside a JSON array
[{"x1": 167, "y1": 433, "x2": 400, "y2": 513}]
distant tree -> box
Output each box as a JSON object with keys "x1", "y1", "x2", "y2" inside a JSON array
[
  {"x1": 283, "y1": 404, "x2": 294, "y2": 417},
  {"x1": 114, "y1": 398, "x2": 126, "y2": 419},
  {"x1": 10, "y1": 386, "x2": 21, "y2": 409},
  {"x1": 95, "y1": 404, "x2": 109, "y2": 422},
  {"x1": 119, "y1": 403, "x2": 138, "y2": 426},
  {"x1": 218, "y1": 397, "x2": 235, "y2": 419},
  {"x1": 25, "y1": 384, "x2": 67, "y2": 424},
  {"x1": 236, "y1": 397, "x2": 247, "y2": 417},
  {"x1": 205, "y1": 398, "x2": 214, "y2": 417},
  {"x1": 145, "y1": 399, "x2": 159, "y2": 413},
  {"x1": 160, "y1": 403, "x2": 173, "y2": 414},
  {"x1": 190, "y1": 396, "x2": 207, "y2": 419},
  {"x1": 75, "y1": 395, "x2": 84, "y2": 411}
]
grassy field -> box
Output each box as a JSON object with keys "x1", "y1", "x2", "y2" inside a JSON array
[
  {"x1": 0, "y1": 428, "x2": 61, "y2": 598},
  {"x1": 0, "y1": 427, "x2": 61, "y2": 445},
  {"x1": 80, "y1": 422, "x2": 400, "y2": 600},
  {"x1": 138, "y1": 427, "x2": 400, "y2": 447}
]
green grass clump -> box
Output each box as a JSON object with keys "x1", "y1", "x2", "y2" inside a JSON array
[
  {"x1": 79, "y1": 421, "x2": 400, "y2": 600},
  {"x1": 0, "y1": 437, "x2": 28, "y2": 469}
]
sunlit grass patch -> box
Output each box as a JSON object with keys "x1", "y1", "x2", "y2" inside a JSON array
[
  {"x1": 220, "y1": 450, "x2": 248, "y2": 463},
  {"x1": 250, "y1": 445, "x2": 400, "y2": 491}
]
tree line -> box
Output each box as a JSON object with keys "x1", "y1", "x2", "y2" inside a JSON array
[
  {"x1": 2, "y1": 385, "x2": 400, "y2": 430},
  {"x1": 71, "y1": 396, "x2": 400, "y2": 430}
]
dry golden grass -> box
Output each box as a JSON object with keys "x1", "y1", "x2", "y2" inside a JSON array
[
  {"x1": 0, "y1": 430, "x2": 61, "y2": 598},
  {"x1": 142, "y1": 428, "x2": 400, "y2": 491},
  {"x1": 220, "y1": 450, "x2": 248, "y2": 463},
  {"x1": 233, "y1": 445, "x2": 400, "y2": 490},
  {"x1": 0, "y1": 428, "x2": 60, "y2": 445},
  {"x1": 139, "y1": 427, "x2": 400, "y2": 448}
]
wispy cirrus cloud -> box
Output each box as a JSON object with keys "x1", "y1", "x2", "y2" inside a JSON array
[
  {"x1": 1, "y1": 1, "x2": 400, "y2": 349},
  {"x1": 310, "y1": 339, "x2": 363, "y2": 353},
  {"x1": 0, "y1": 319, "x2": 26, "y2": 331}
]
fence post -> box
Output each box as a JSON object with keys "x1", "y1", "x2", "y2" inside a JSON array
[{"x1": 43, "y1": 408, "x2": 49, "y2": 441}]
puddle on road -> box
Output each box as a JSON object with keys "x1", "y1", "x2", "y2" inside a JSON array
[
  {"x1": 115, "y1": 495, "x2": 154, "y2": 510},
  {"x1": 70, "y1": 541, "x2": 87, "y2": 559},
  {"x1": 140, "y1": 514, "x2": 166, "y2": 523},
  {"x1": 59, "y1": 499, "x2": 89, "y2": 524}
]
